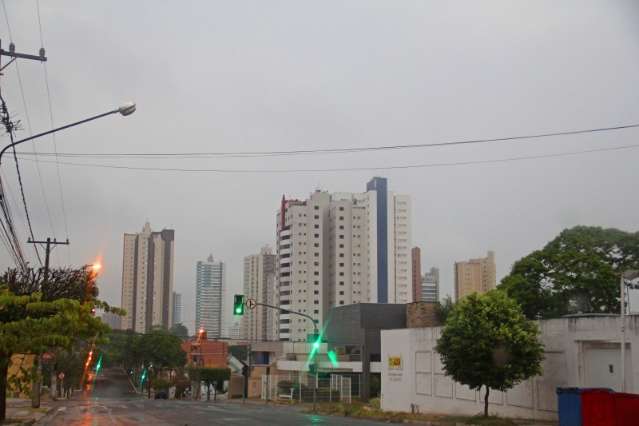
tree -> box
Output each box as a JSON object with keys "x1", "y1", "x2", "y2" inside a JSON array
[
  {"x1": 0, "y1": 289, "x2": 108, "y2": 421},
  {"x1": 0, "y1": 266, "x2": 115, "y2": 421},
  {"x1": 435, "y1": 295, "x2": 454, "y2": 323},
  {"x1": 499, "y1": 226, "x2": 639, "y2": 319},
  {"x1": 435, "y1": 291, "x2": 544, "y2": 417},
  {"x1": 197, "y1": 368, "x2": 230, "y2": 401},
  {"x1": 169, "y1": 323, "x2": 189, "y2": 339}
]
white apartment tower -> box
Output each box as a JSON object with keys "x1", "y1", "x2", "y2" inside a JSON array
[
  {"x1": 276, "y1": 178, "x2": 412, "y2": 342},
  {"x1": 242, "y1": 246, "x2": 277, "y2": 341},
  {"x1": 195, "y1": 255, "x2": 225, "y2": 339},
  {"x1": 120, "y1": 222, "x2": 175, "y2": 332}
]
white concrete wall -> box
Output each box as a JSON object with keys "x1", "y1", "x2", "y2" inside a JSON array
[{"x1": 381, "y1": 316, "x2": 639, "y2": 421}]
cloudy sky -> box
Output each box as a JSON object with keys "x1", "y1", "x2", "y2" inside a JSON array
[{"x1": 1, "y1": 1, "x2": 638, "y2": 333}]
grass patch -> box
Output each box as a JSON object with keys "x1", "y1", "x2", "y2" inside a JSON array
[{"x1": 307, "y1": 402, "x2": 537, "y2": 426}]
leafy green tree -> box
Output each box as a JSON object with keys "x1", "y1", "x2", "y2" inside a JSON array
[
  {"x1": 435, "y1": 295, "x2": 454, "y2": 323},
  {"x1": 435, "y1": 291, "x2": 544, "y2": 417},
  {"x1": 169, "y1": 323, "x2": 189, "y2": 339},
  {"x1": 500, "y1": 226, "x2": 639, "y2": 319},
  {"x1": 138, "y1": 327, "x2": 186, "y2": 370},
  {"x1": 197, "y1": 368, "x2": 230, "y2": 401},
  {"x1": 0, "y1": 289, "x2": 108, "y2": 421}
]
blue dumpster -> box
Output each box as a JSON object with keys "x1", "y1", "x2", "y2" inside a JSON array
[{"x1": 557, "y1": 388, "x2": 583, "y2": 426}]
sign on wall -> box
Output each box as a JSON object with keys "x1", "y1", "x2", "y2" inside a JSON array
[{"x1": 388, "y1": 356, "x2": 403, "y2": 370}]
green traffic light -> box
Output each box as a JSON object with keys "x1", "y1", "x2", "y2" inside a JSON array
[{"x1": 233, "y1": 294, "x2": 245, "y2": 316}]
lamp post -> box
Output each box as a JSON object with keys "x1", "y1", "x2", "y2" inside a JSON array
[
  {"x1": 620, "y1": 270, "x2": 639, "y2": 392},
  {"x1": 0, "y1": 102, "x2": 136, "y2": 166}
]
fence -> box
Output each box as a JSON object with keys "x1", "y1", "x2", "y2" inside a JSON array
[{"x1": 261, "y1": 373, "x2": 351, "y2": 403}]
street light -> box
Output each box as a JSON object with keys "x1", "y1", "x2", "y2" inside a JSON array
[
  {"x1": 0, "y1": 102, "x2": 137, "y2": 166},
  {"x1": 620, "y1": 270, "x2": 639, "y2": 392}
]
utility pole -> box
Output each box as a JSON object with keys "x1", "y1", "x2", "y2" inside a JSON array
[{"x1": 26, "y1": 237, "x2": 69, "y2": 408}]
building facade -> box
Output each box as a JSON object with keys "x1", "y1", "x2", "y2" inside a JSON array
[
  {"x1": 195, "y1": 255, "x2": 225, "y2": 339},
  {"x1": 242, "y1": 246, "x2": 277, "y2": 341},
  {"x1": 275, "y1": 178, "x2": 412, "y2": 342},
  {"x1": 420, "y1": 267, "x2": 439, "y2": 303},
  {"x1": 172, "y1": 292, "x2": 182, "y2": 326},
  {"x1": 454, "y1": 251, "x2": 496, "y2": 301},
  {"x1": 120, "y1": 222, "x2": 175, "y2": 332},
  {"x1": 381, "y1": 315, "x2": 639, "y2": 421},
  {"x1": 411, "y1": 247, "x2": 421, "y2": 302}
]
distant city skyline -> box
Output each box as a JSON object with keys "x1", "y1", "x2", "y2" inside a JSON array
[{"x1": 4, "y1": 1, "x2": 636, "y2": 335}]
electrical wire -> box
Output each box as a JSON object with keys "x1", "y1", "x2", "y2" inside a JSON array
[
  {"x1": 0, "y1": 1, "x2": 43, "y2": 265},
  {"x1": 36, "y1": 0, "x2": 71, "y2": 262},
  {"x1": 13, "y1": 56, "x2": 56, "y2": 238},
  {"x1": 15, "y1": 122, "x2": 639, "y2": 160},
  {"x1": 16, "y1": 142, "x2": 639, "y2": 174}
]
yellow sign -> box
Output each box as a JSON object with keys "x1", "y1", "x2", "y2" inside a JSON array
[{"x1": 388, "y1": 356, "x2": 402, "y2": 370}]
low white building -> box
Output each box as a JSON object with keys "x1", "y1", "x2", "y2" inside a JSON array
[{"x1": 381, "y1": 315, "x2": 638, "y2": 421}]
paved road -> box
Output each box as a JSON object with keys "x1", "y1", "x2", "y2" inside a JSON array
[{"x1": 38, "y1": 368, "x2": 387, "y2": 425}]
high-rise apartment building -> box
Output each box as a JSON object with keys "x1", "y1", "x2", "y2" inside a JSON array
[
  {"x1": 172, "y1": 292, "x2": 182, "y2": 326},
  {"x1": 411, "y1": 247, "x2": 422, "y2": 302},
  {"x1": 241, "y1": 246, "x2": 277, "y2": 341},
  {"x1": 454, "y1": 251, "x2": 496, "y2": 301},
  {"x1": 195, "y1": 255, "x2": 225, "y2": 339},
  {"x1": 421, "y1": 267, "x2": 440, "y2": 303},
  {"x1": 276, "y1": 178, "x2": 412, "y2": 342},
  {"x1": 120, "y1": 222, "x2": 175, "y2": 332}
]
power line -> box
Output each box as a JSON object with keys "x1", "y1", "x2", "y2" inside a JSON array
[
  {"x1": 17, "y1": 142, "x2": 639, "y2": 174},
  {"x1": 35, "y1": 0, "x2": 70, "y2": 262},
  {"x1": 1, "y1": 1, "x2": 43, "y2": 265},
  {"x1": 13, "y1": 54, "x2": 56, "y2": 238},
  {"x1": 16, "y1": 122, "x2": 639, "y2": 159}
]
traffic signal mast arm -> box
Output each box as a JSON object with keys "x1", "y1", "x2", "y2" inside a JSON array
[{"x1": 250, "y1": 300, "x2": 318, "y2": 335}]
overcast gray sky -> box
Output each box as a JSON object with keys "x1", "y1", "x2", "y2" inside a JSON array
[{"x1": 1, "y1": 1, "x2": 638, "y2": 334}]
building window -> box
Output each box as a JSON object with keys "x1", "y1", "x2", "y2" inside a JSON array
[
  {"x1": 314, "y1": 206, "x2": 319, "y2": 210},
  {"x1": 339, "y1": 263, "x2": 344, "y2": 267},
  {"x1": 339, "y1": 206, "x2": 344, "y2": 211},
  {"x1": 314, "y1": 280, "x2": 319, "y2": 285},
  {"x1": 314, "y1": 224, "x2": 319, "y2": 229},
  {"x1": 314, "y1": 234, "x2": 319, "y2": 238},
  {"x1": 339, "y1": 281, "x2": 344, "y2": 286},
  {"x1": 314, "y1": 290, "x2": 319, "y2": 295},
  {"x1": 314, "y1": 300, "x2": 319, "y2": 305},
  {"x1": 339, "y1": 216, "x2": 344, "y2": 220},
  {"x1": 339, "y1": 235, "x2": 344, "y2": 239},
  {"x1": 314, "y1": 215, "x2": 319, "y2": 219},
  {"x1": 339, "y1": 225, "x2": 344, "y2": 230},
  {"x1": 339, "y1": 291, "x2": 344, "y2": 295}
]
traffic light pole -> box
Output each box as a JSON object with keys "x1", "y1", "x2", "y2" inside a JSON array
[{"x1": 246, "y1": 301, "x2": 318, "y2": 411}]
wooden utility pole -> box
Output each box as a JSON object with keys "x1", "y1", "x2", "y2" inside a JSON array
[{"x1": 26, "y1": 237, "x2": 69, "y2": 408}]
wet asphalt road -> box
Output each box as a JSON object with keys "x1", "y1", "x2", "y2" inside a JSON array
[{"x1": 37, "y1": 368, "x2": 387, "y2": 425}]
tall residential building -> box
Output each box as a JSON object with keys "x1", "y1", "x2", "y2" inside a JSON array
[
  {"x1": 172, "y1": 292, "x2": 182, "y2": 325},
  {"x1": 411, "y1": 247, "x2": 422, "y2": 302},
  {"x1": 241, "y1": 246, "x2": 277, "y2": 341},
  {"x1": 421, "y1": 267, "x2": 440, "y2": 303},
  {"x1": 276, "y1": 178, "x2": 412, "y2": 342},
  {"x1": 120, "y1": 222, "x2": 175, "y2": 332},
  {"x1": 454, "y1": 251, "x2": 496, "y2": 301},
  {"x1": 195, "y1": 255, "x2": 225, "y2": 339}
]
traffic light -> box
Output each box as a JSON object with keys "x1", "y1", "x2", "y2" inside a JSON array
[
  {"x1": 233, "y1": 294, "x2": 245, "y2": 316},
  {"x1": 95, "y1": 354, "x2": 103, "y2": 374}
]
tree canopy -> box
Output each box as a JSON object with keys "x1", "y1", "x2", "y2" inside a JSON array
[
  {"x1": 499, "y1": 226, "x2": 639, "y2": 319},
  {"x1": 0, "y1": 267, "x2": 114, "y2": 421},
  {"x1": 169, "y1": 323, "x2": 189, "y2": 339},
  {"x1": 435, "y1": 291, "x2": 544, "y2": 416}
]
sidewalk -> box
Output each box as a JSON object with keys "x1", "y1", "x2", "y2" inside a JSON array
[{"x1": 5, "y1": 398, "x2": 56, "y2": 425}]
